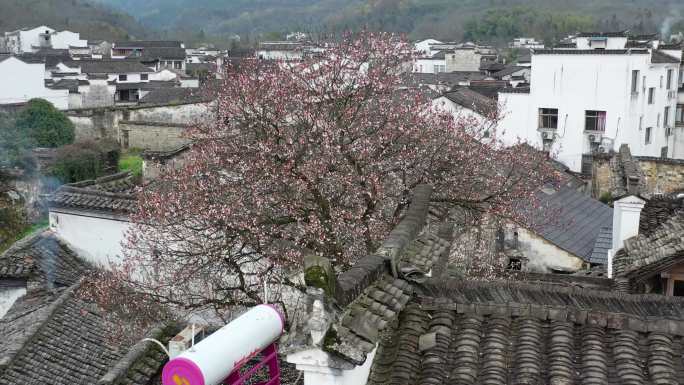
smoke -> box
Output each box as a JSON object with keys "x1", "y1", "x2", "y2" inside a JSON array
[{"x1": 661, "y1": 9, "x2": 682, "y2": 40}]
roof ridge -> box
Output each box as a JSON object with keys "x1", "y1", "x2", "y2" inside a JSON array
[
  {"x1": 98, "y1": 323, "x2": 176, "y2": 385},
  {"x1": 427, "y1": 277, "x2": 684, "y2": 303},
  {"x1": 68, "y1": 171, "x2": 132, "y2": 188},
  {"x1": 0, "y1": 230, "x2": 49, "y2": 261},
  {"x1": 56, "y1": 185, "x2": 137, "y2": 200}
]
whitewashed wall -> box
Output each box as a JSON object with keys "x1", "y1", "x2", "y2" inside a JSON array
[
  {"x1": 0, "y1": 287, "x2": 26, "y2": 318},
  {"x1": 49, "y1": 211, "x2": 130, "y2": 268},
  {"x1": 0, "y1": 57, "x2": 68, "y2": 109},
  {"x1": 517, "y1": 228, "x2": 586, "y2": 273}
]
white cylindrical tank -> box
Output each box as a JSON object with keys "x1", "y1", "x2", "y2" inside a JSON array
[{"x1": 162, "y1": 304, "x2": 285, "y2": 385}]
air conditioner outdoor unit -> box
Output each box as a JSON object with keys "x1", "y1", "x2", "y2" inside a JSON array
[
  {"x1": 542, "y1": 131, "x2": 551, "y2": 139},
  {"x1": 588, "y1": 134, "x2": 600, "y2": 143}
]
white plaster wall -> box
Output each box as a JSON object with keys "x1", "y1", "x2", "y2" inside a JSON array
[
  {"x1": 67, "y1": 93, "x2": 82, "y2": 109},
  {"x1": 0, "y1": 287, "x2": 26, "y2": 318},
  {"x1": 288, "y1": 347, "x2": 377, "y2": 385},
  {"x1": 50, "y1": 211, "x2": 130, "y2": 268},
  {"x1": 415, "y1": 39, "x2": 442, "y2": 56},
  {"x1": 181, "y1": 79, "x2": 200, "y2": 88},
  {"x1": 0, "y1": 57, "x2": 68, "y2": 109},
  {"x1": 51, "y1": 30, "x2": 87, "y2": 49},
  {"x1": 256, "y1": 50, "x2": 303, "y2": 61},
  {"x1": 498, "y1": 52, "x2": 680, "y2": 172},
  {"x1": 130, "y1": 103, "x2": 212, "y2": 124},
  {"x1": 414, "y1": 58, "x2": 445, "y2": 73},
  {"x1": 574, "y1": 37, "x2": 628, "y2": 49},
  {"x1": 19, "y1": 26, "x2": 54, "y2": 53},
  {"x1": 446, "y1": 50, "x2": 481, "y2": 72},
  {"x1": 432, "y1": 96, "x2": 493, "y2": 136},
  {"x1": 517, "y1": 228, "x2": 586, "y2": 273}
]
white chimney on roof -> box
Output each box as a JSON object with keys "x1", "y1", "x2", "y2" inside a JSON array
[{"x1": 607, "y1": 195, "x2": 645, "y2": 278}]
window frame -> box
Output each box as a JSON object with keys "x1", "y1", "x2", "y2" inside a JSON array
[
  {"x1": 645, "y1": 126, "x2": 652, "y2": 144},
  {"x1": 631, "y1": 70, "x2": 640, "y2": 94},
  {"x1": 140, "y1": 73, "x2": 148, "y2": 81},
  {"x1": 648, "y1": 87, "x2": 655, "y2": 104},
  {"x1": 585, "y1": 110, "x2": 606, "y2": 132},
  {"x1": 538, "y1": 108, "x2": 559, "y2": 130},
  {"x1": 664, "y1": 106, "x2": 671, "y2": 127},
  {"x1": 667, "y1": 69, "x2": 674, "y2": 90},
  {"x1": 118, "y1": 74, "x2": 128, "y2": 82}
]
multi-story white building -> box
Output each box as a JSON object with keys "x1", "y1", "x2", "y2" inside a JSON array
[
  {"x1": 498, "y1": 33, "x2": 682, "y2": 173},
  {"x1": 3, "y1": 26, "x2": 87, "y2": 54},
  {"x1": 0, "y1": 55, "x2": 69, "y2": 109}
]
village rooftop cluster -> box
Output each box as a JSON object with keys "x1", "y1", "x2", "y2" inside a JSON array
[{"x1": 2, "y1": 23, "x2": 684, "y2": 385}]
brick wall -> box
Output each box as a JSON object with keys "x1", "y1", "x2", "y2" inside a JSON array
[
  {"x1": 592, "y1": 155, "x2": 684, "y2": 198},
  {"x1": 120, "y1": 121, "x2": 190, "y2": 152},
  {"x1": 637, "y1": 157, "x2": 684, "y2": 195}
]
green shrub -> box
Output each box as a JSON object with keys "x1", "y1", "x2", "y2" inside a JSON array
[
  {"x1": 599, "y1": 192, "x2": 613, "y2": 205},
  {"x1": 51, "y1": 140, "x2": 120, "y2": 184},
  {"x1": 118, "y1": 154, "x2": 143, "y2": 177},
  {"x1": 16, "y1": 98, "x2": 75, "y2": 148}
]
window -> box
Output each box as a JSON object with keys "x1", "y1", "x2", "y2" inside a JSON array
[
  {"x1": 141, "y1": 73, "x2": 148, "y2": 81},
  {"x1": 657, "y1": 113, "x2": 661, "y2": 127},
  {"x1": 645, "y1": 127, "x2": 652, "y2": 144},
  {"x1": 660, "y1": 75, "x2": 664, "y2": 88},
  {"x1": 433, "y1": 64, "x2": 445, "y2": 73},
  {"x1": 538, "y1": 108, "x2": 559, "y2": 129},
  {"x1": 667, "y1": 69, "x2": 674, "y2": 90},
  {"x1": 585, "y1": 110, "x2": 606, "y2": 131},
  {"x1": 174, "y1": 61, "x2": 182, "y2": 69},
  {"x1": 677, "y1": 104, "x2": 684, "y2": 125},
  {"x1": 674, "y1": 280, "x2": 684, "y2": 297},
  {"x1": 639, "y1": 115, "x2": 643, "y2": 130},
  {"x1": 119, "y1": 74, "x2": 127, "y2": 81},
  {"x1": 642, "y1": 76, "x2": 647, "y2": 93},
  {"x1": 648, "y1": 87, "x2": 655, "y2": 104},
  {"x1": 662, "y1": 146, "x2": 669, "y2": 157},
  {"x1": 664, "y1": 106, "x2": 671, "y2": 127},
  {"x1": 631, "y1": 70, "x2": 640, "y2": 93}
]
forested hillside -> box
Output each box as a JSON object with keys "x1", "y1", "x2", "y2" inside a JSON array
[
  {"x1": 0, "y1": 0, "x2": 148, "y2": 41},
  {"x1": 95, "y1": 0, "x2": 684, "y2": 44}
]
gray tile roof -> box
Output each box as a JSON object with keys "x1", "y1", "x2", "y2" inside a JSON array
[
  {"x1": 524, "y1": 184, "x2": 613, "y2": 262},
  {"x1": 136, "y1": 47, "x2": 187, "y2": 60},
  {"x1": 576, "y1": 31, "x2": 628, "y2": 37},
  {"x1": 67, "y1": 60, "x2": 155, "y2": 74},
  {"x1": 48, "y1": 172, "x2": 138, "y2": 215},
  {"x1": 139, "y1": 87, "x2": 211, "y2": 105},
  {"x1": 442, "y1": 87, "x2": 496, "y2": 116},
  {"x1": 589, "y1": 226, "x2": 612, "y2": 265},
  {"x1": 534, "y1": 49, "x2": 648, "y2": 55},
  {"x1": 0, "y1": 231, "x2": 90, "y2": 287},
  {"x1": 294, "y1": 185, "x2": 684, "y2": 385},
  {"x1": 614, "y1": 213, "x2": 684, "y2": 284},
  {"x1": 652, "y1": 49, "x2": 680, "y2": 64},
  {"x1": 368, "y1": 279, "x2": 684, "y2": 385},
  {"x1": 115, "y1": 41, "x2": 183, "y2": 48},
  {"x1": 491, "y1": 65, "x2": 527, "y2": 78},
  {"x1": 639, "y1": 196, "x2": 684, "y2": 236},
  {"x1": 402, "y1": 71, "x2": 486, "y2": 88},
  {"x1": 0, "y1": 284, "x2": 175, "y2": 385}
]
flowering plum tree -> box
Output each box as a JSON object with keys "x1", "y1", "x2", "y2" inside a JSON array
[{"x1": 95, "y1": 32, "x2": 558, "y2": 322}]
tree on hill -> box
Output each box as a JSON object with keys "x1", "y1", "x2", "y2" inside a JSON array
[
  {"x1": 16, "y1": 99, "x2": 75, "y2": 148},
  {"x1": 0, "y1": 113, "x2": 33, "y2": 170},
  {"x1": 92, "y1": 32, "x2": 559, "y2": 324}
]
